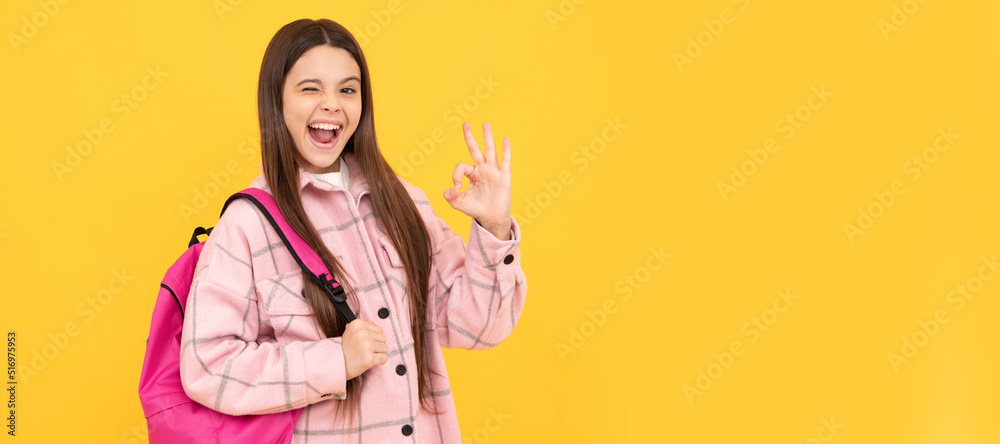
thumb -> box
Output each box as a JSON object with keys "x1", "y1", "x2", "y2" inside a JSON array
[{"x1": 443, "y1": 187, "x2": 460, "y2": 203}]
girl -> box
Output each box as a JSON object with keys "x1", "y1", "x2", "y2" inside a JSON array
[{"x1": 179, "y1": 18, "x2": 527, "y2": 442}]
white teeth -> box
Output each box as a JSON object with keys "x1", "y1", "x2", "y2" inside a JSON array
[{"x1": 308, "y1": 123, "x2": 341, "y2": 130}]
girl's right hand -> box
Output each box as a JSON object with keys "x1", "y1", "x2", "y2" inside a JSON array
[{"x1": 342, "y1": 319, "x2": 388, "y2": 380}]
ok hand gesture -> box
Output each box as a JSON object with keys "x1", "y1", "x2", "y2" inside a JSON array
[{"x1": 443, "y1": 122, "x2": 513, "y2": 241}]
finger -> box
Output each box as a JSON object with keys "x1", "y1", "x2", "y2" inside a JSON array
[
  {"x1": 373, "y1": 342, "x2": 389, "y2": 354},
  {"x1": 501, "y1": 136, "x2": 511, "y2": 174},
  {"x1": 451, "y1": 162, "x2": 476, "y2": 190},
  {"x1": 357, "y1": 324, "x2": 386, "y2": 341},
  {"x1": 352, "y1": 319, "x2": 380, "y2": 333},
  {"x1": 364, "y1": 319, "x2": 385, "y2": 331},
  {"x1": 483, "y1": 122, "x2": 497, "y2": 168},
  {"x1": 373, "y1": 353, "x2": 388, "y2": 366},
  {"x1": 463, "y1": 121, "x2": 487, "y2": 165}
]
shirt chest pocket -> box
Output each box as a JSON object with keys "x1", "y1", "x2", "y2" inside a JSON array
[
  {"x1": 378, "y1": 234, "x2": 414, "y2": 307},
  {"x1": 377, "y1": 234, "x2": 405, "y2": 269},
  {"x1": 378, "y1": 233, "x2": 444, "y2": 332},
  {"x1": 254, "y1": 269, "x2": 318, "y2": 338}
]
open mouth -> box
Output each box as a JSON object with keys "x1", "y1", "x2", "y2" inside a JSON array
[{"x1": 307, "y1": 122, "x2": 342, "y2": 149}]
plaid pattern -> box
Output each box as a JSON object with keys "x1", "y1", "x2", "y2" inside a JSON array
[{"x1": 179, "y1": 151, "x2": 526, "y2": 443}]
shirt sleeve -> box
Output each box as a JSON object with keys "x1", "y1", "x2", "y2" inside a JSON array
[
  {"x1": 178, "y1": 199, "x2": 348, "y2": 416},
  {"x1": 425, "y1": 211, "x2": 528, "y2": 350}
]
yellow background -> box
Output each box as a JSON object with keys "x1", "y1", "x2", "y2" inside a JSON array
[{"x1": 2, "y1": 0, "x2": 999, "y2": 442}]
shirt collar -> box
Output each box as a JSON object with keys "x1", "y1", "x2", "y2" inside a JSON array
[
  {"x1": 297, "y1": 150, "x2": 370, "y2": 200},
  {"x1": 253, "y1": 150, "x2": 370, "y2": 203}
]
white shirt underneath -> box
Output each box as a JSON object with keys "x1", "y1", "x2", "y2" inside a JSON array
[{"x1": 310, "y1": 157, "x2": 349, "y2": 189}]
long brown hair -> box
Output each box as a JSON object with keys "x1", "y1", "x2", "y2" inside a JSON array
[{"x1": 256, "y1": 18, "x2": 434, "y2": 421}]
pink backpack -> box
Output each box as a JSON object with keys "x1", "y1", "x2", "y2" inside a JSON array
[{"x1": 138, "y1": 188, "x2": 356, "y2": 443}]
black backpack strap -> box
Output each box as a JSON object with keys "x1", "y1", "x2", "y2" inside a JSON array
[
  {"x1": 221, "y1": 188, "x2": 357, "y2": 323},
  {"x1": 188, "y1": 226, "x2": 213, "y2": 248}
]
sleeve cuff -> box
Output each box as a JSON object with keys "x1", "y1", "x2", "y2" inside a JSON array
[
  {"x1": 469, "y1": 216, "x2": 522, "y2": 282},
  {"x1": 473, "y1": 216, "x2": 519, "y2": 241},
  {"x1": 303, "y1": 338, "x2": 347, "y2": 402}
]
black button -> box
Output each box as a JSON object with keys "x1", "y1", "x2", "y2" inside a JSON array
[
  {"x1": 395, "y1": 364, "x2": 407, "y2": 375},
  {"x1": 378, "y1": 307, "x2": 389, "y2": 319},
  {"x1": 320, "y1": 393, "x2": 331, "y2": 398},
  {"x1": 503, "y1": 254, "x2": 514, "y2": 265},
  {"x1": 401, "y1": 424, "x2": 413, "y2": 436}
]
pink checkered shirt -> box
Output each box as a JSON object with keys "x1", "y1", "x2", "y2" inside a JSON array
[{"x1": 179, "y1": 151, "x2": 526, "y2": 443}]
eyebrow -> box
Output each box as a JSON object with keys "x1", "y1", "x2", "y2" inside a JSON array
[{"x1": 295, "y1": 76, "x2": 361, "y2": 87}]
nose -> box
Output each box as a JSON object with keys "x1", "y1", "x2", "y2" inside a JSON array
[{"x1": 321, "y1": 94, "x2": 341, "y2": 113}]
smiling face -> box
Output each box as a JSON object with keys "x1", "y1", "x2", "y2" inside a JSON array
[{"x1": 281, "y1": 45, "x2": 362, "y2": 174}]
